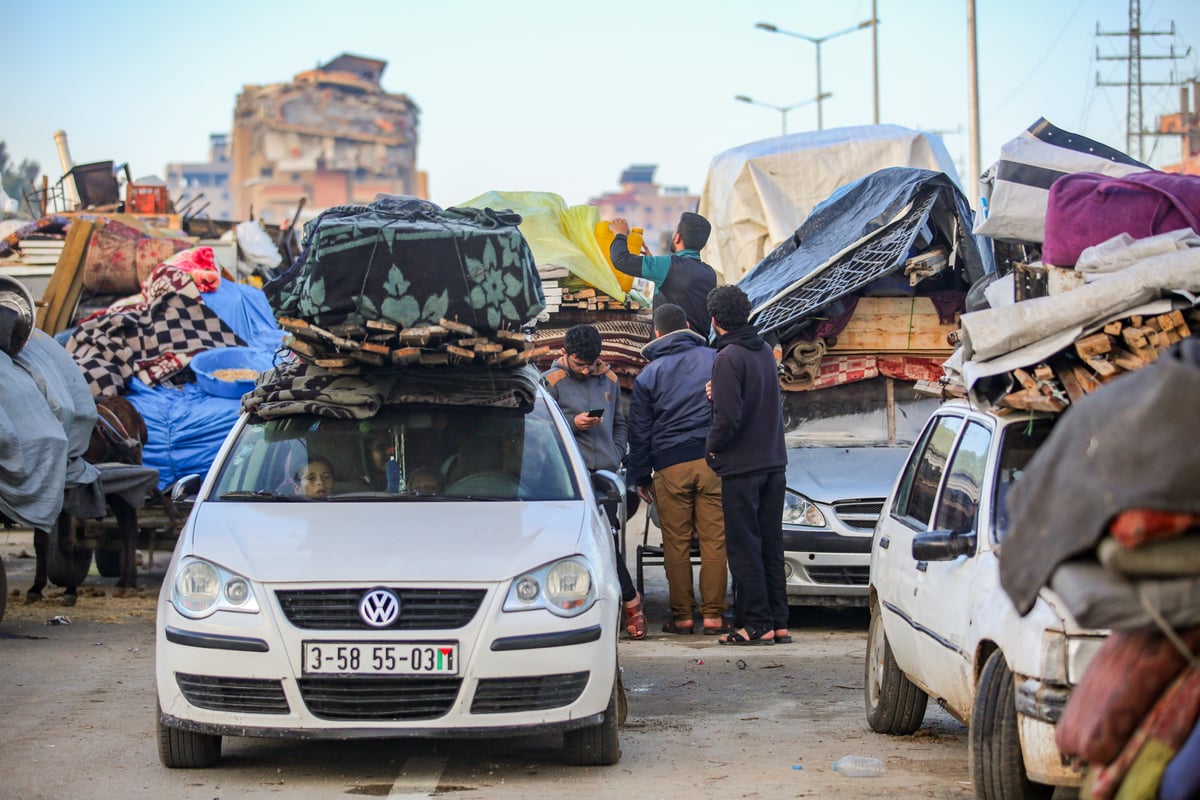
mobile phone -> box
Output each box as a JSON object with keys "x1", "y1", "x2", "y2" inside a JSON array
[{"x1": 586, "y1": 408, "x2": 605, "y2": 418}]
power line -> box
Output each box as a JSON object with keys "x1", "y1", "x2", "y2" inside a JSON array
[{"x1": 1095, "y1": 0, "x2": 1189, "y2": 160}]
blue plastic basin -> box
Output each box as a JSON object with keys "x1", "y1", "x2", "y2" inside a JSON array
[{"x1": 190, "y1": 347, "x2": 273, "y2": 399}]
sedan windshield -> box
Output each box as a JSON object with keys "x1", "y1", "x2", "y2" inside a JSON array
[{"x1": 210, "y1": 398, "x2": 579, "y2": 502}]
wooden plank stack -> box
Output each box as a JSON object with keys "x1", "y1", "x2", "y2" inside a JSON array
[
  {"x1": 993, "y1": 308, "x2": 1194, "y2": 413},
  {"x1": 277, "y1": 316, "x2": 549, "y2": 375}
]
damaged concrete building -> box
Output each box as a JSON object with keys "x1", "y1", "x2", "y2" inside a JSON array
[{"x1": 231, "y1": 53, "x2": 426, "y2": 224}]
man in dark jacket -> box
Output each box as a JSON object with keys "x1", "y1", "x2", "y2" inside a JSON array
[
  {"x1": 704, "y1": 285, "x2": 789, "y2": 646},
  {"x1": 608, "y1": 212, "x2": 718, "y2": 339},
  {"x1": 627, "y1": 304, "x2": 727, "y2": 635}
]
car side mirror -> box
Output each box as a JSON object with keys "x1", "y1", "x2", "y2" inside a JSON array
[
  {"x1": 912, "y1": 529, "x2": 977, "y2": 561},
  {"x1": 591, "y1": 469, "x2": 626, "y2": 529},
  {"x1": 170, "y1": 474, "x2": 202, "y2": 504}
]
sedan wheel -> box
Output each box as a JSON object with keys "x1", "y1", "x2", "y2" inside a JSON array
[
  {"x1": 969, "y1": 650, "x2": 1053, "y2": 800},
  {"x1": 864, "y1": 603, "x2": 927, "y2": 734},
  {"x1": 157, "y1": 705, "x2": 221, "y2": 769},
  {"x1": 563, "y1": 676, "x2": 622, "y2": 766}
]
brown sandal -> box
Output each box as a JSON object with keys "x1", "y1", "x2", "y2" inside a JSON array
[{"x1": 623, "y1": 593, "x2": 646, "y2": 640}]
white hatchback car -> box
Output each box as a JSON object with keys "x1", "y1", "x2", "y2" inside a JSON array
[
  {"x1": 155, "y1": 371, "x2": 623, "y2": 768},
  {"x1": 865, "y1": 401, "x2": 1106, "y2": 799}
]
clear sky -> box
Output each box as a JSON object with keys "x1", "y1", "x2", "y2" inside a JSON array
[{"x1": 4, "y1": 0, "x2": 1197, "y2": 211}]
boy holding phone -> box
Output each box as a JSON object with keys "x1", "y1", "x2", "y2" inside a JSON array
[{"x1": 543, "y1": 324, "x2": 642, "y2": 637}]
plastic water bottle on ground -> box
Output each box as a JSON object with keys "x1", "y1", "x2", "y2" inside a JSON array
[{"x1": 832, "y1": 755, "x2": 885, "y2": 777}]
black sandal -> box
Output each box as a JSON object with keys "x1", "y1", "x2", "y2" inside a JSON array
[
  {"x1": 717, "y1": 627, "x2": 775, "y2": 646},
  {"x1": 662, "y1": 618, "x2": 695, "y2": 634}
]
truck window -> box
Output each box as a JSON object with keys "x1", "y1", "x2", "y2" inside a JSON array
[
  {"x1": 993, "y1": 418, "x2": 1055, "y2": 543},
  {"x1": 892, "y1": 415, "x2": 964, "y2": 528},
  {"x1": 933, "y1": 421, "x2": 990, "y2": 535}
]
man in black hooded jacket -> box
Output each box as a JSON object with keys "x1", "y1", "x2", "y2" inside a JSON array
[{"x1": 704, "y1": 285, "x2": 789, "y2": 646}]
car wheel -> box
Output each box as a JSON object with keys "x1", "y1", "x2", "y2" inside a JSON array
[
  {"x1": 865, "y1": 603, "x2": 928, "y2": 734},
  {"x1": 970, "y1": 650, "x2": 1053, "y2": 800},
  {"x1": 94, "y1": 549, "x2": 121, "y2": 578},
  {"x1": 157, "y1": 706, "x2": 221, "y2": 769},
  {"x1": 563, "y1": 677, "x2": 622, "y2": 766}
]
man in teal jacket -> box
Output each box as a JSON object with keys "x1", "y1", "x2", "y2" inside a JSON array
[{"x1": 609, "y1": 212, "x2": 718, "y2": 340}]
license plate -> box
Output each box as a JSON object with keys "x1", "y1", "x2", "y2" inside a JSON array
[{"x1": 302, "y1": 641, "x2": 458, "y2": 675}]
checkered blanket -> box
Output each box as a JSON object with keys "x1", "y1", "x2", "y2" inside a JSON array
[{"x1": 66, "y1": 264, "x2": 244, "y2": 396}]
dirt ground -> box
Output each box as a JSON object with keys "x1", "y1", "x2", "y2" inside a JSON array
[{"x1": 0, "y1": 519, "x2": 990, "y2": 800}]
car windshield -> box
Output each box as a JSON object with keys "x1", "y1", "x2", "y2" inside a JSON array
[
  {"x1": 210, "y1": 397, "x2": 579, "y2": 502},
  {"x1": 783, "y1": 377, "x2": 941, "y2": 448},
  {"x1": 993, "y1": 418, "x2": 1056, "y2": 542}
]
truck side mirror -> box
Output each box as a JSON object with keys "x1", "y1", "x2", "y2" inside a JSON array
[{"x1": 912, "y1": 529, "x2": 977, "y2": 561}]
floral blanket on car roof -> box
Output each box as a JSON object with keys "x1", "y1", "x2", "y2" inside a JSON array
[{"x1": 263, "y1": 196, "x2": 545, "y2": 333}]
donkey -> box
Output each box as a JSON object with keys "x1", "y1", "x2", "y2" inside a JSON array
[{"x1": 27, "y1": 396, "x2": 149, "y2": 605}]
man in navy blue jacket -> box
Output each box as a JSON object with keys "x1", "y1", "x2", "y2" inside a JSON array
[
  {"x1": 704, "y1": 286, "x2": 790, "y2": 646},
  {"x1": 627, "y1": 304, "x2": 728, "y2": 635}
]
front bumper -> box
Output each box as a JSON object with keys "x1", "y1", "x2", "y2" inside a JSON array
[
  {"x1": 782, "y1": 527, "x2": 872, "y2": 606},
  {"x1": 156, "y1": 582, "x2": 617, "y2": 738},
  {"x1": 1015, "y1": 676, "x2": 1083, "y2": 787}
]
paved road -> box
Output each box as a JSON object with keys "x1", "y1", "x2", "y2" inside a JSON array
[{"x1": 1, "y1": 525, "x2": 987, "y2": 800}]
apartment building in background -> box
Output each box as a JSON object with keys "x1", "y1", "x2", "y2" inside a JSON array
[
  {"x1": 165, "y1": 133, "x2": 234, "y2": 222},
  {"x1": 230, "y1": 53, "x2": 426, "y2": 224},
  {"x1": 589, "y1": 164, "x2": 699, "y2": 253}
]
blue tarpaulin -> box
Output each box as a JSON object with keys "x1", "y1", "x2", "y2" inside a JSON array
[{"x1": 127, "y1": 281, "x2": 284, "y2": 489}]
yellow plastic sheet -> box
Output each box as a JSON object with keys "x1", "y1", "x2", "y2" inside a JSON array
[{"x1": 456, "y1": 191, "x2": 626, "y2": 300}]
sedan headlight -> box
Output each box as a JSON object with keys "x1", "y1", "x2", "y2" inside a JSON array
[
  {"x1": 504, "y1": 556, "x2": 596, "y2": 617},
  {"x1": 782, "y1": 490, "x2": 827, "y2": 528},
  {"x1": 171, "y1": 557, "x2": 260, "y2": 619}
]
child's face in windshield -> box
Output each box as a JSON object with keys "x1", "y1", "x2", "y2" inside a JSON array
[{"x1": 296, "y1": 460, "x2": 334, "y2": 498}]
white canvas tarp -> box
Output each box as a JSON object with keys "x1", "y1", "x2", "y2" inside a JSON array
[{"x1": 697, "y1": 125, "x2": 960, "y2": 284}]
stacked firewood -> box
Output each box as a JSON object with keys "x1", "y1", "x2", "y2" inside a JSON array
[
  {"x1": 996, "y1": 308, "x2": 1195, "y2": 413},
  {"x1": 277, "y1": 316, "x2": 549, "y2": 375},
  {"x1": 556, "y1": 286, "x2": 646, "y2": 312}
]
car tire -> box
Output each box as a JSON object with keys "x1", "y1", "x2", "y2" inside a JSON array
[
  {"x1": 865, "y1": 603, "x2": 927, "y2": 734},
  {"x1": 94, "y1": 549, "x2": 121, "y2": 578},
  {"x1": 157, "y1": 707, "x2": 221, "y2": 769},
  {"x1": 563, "y1": 677, "x2": 622, "y2": 766},
  {"x1": 970, "y1": 650, "x2": 1053, "y2": 800}
]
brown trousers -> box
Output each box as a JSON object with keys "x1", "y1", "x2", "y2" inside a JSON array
[{"x1": 653, "y1": 458, "x2": 726, "y2": 619}]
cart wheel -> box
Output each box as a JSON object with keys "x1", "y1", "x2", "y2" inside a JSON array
[
  {"x1": 0, "y1": 559, "x2": 8, "y2": 623},
  {"x1": 95, "y1": 549, "x2": 122, "y2": 578}
]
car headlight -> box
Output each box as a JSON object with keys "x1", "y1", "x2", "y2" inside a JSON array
[
  {"x1": 171, "y1": 557, "x2": 260, "y2": 619},
  {"x1": 782, "y1": 491, "x2": 827, "y2": 527},
  {"x1": 504, "y1": 556, "x2": 596, "y2": 617}
]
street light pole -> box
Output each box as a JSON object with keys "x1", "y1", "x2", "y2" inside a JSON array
[
  {"x1": 756, "y1": 18, "x2": 877, "y2": 130},
  {"x1": 735, "y1": 93, "x2": 833, "y2": 136},
  {"x1": 871, "y1": 0, "x2": 880, "y2": 123}
]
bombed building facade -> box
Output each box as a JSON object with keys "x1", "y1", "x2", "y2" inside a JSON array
[{"x1": 231, "y1": 53, "x2": 426, "y2": 224}]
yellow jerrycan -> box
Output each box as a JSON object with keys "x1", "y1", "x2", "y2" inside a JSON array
[{"x1": 595, "y1": 220, "x2": 636, "y2": 293}]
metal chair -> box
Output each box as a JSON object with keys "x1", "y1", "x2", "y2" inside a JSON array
[{"x1": 634, "y1": 501, "x2": 702, "y2": 595}]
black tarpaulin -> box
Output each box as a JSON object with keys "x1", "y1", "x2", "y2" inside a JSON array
[{"x1": 737, "y1": 168, "x2": 985, "y2": 336}]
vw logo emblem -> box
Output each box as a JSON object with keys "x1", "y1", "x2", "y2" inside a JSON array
[{"x1": 359, "y1": 588, "x2": 401, "y2": 628}]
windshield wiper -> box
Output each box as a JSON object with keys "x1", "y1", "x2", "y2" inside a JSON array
[{"x1": 218, "y1": 490, "x2": 308, "y2": 502}]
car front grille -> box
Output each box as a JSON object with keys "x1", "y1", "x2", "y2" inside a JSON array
[
  {"x1": 470, "y1": 672, "x2": 590, "y2": 714},
  {"x1": 297, "y1": 676, "x2": 462, "y2": 721},
  {"x1": 275, "y1": 588, "x2": 487, "y2": 630},
  {"x1": 805, "y1": 565, "x2": 871, "y2": 585},
  {"x1": 176, "y1": 673, "x2": 290, "y2": 714},
  {"x1": 833, "y1": 500, "x2": 885, "y2": 531}
]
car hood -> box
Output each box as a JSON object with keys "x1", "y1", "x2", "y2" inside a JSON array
[
  {"x1": 184, "y1": 501, "x2": 591, "y2": 583},
  {"x1": 784, "y1": 446, "x2": 909, "y2": 502}
]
